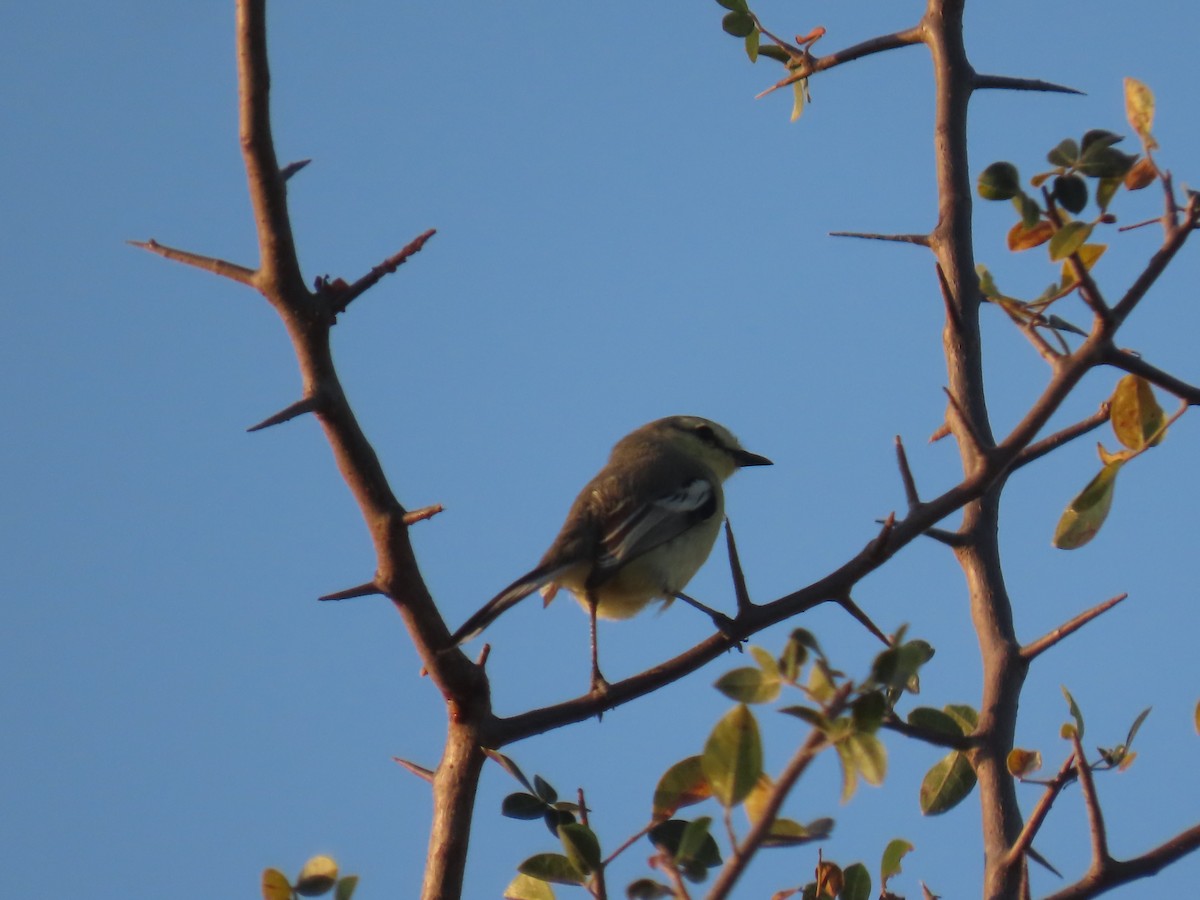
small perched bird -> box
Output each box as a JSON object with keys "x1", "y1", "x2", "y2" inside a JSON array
[{"x1": 450, "y1": 415, "x2": 772, "y2": 692}]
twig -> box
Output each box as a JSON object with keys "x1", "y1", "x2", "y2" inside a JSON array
[
  {"x1": 577, "y1": 788, "x2": 607, "y2": 900},
  {"x1": 328, "y1": 228, "x2": 438, "y2": 314},
  {"x1": 1005, "y1": 753, "x2": 1078, "y2": 871},
  {"x1": 1011, "y1": 406, "x2": 1110, "y2": 470},
  {"x1": 882, "y1": 714, "x2": 974, "y2": 751},
  {"x1": 128, "y1": 239, "x2": 257, "y2": 285},
  {"x1": 922, "y1": 527, "x2": 967, "y2": 548},
  {"x1": 1021, "y1": 594, "x2": 1127, "y2": 661},
  {"x1": 706, "y1": 685, "x2": 852, "y2": 900},
  {"x1": 755, "y1": 26, "x2": 924, "y2": 97},
  {"x1": 1043, "y1": 823, "x2": 1200, "y2": 900},
  {"x1": 1111, "y1": 194, "x2": 1200, "y2": 325},
  {"x1": 1072, "y1": 731, "x2": 1111, "y2": 866},
  {"x1": 1103, "y1": 347, "x2": 1200, "y2": 405}
]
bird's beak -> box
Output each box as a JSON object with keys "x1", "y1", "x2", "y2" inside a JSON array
[{"x1": 734, "y1": 449, "x2": 773, "y2": 467}]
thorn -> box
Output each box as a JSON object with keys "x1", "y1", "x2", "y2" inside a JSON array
[
  {"x1": 1026, "y1": 846, "x2": 1062, "y2": 878},
  {"x1": 869, "y1": 511, "x2": 896, "y2": 560},
  {"x1": 928, "y1": 422, "x2": 952, "y2": 443},
  {"x1": 392, "y1": 756, "x2": 434, "y2": 783},
  {"x1": 318, "y1": 581, "x2": 383, "y2": 602},
  {"x1": 403, "y1": 504, "x2": 445, "y2": 526},
  {"x1": 280, "y1": 158, "x2": 312, "y2": 181},
  {"x1": 836, "y1": 594, "x2": 890, "y2": 645},
  {"x1": 923, "y1": 527, "x2": 967, "y2": 548},
  {"x1": 723, "y1": 518, "x2": 753, "y2": 614},
  {"x1": 894, "y1": 435, "x2": 921, "y2": 509},
  {"x1": 247, "y1": 396, "x2": 319, "y2": 432}
]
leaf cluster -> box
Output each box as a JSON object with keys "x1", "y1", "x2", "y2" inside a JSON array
[{"x1": 261, "y1": 856, "x2": 357, "y2": 900}]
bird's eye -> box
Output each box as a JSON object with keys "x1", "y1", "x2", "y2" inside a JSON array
[{"x1": 693, "y1": 423, "x2": 718, "y2": 445}]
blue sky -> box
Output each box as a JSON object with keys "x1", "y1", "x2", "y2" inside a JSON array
[{"x1": 3, "y1": 2, "x2": 1198, "y2": 897}]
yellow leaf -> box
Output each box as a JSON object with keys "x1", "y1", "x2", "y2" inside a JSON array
[
  {"x1": 790, "y1": 79, "x2": 808, "y2": 122},
  {"x1": 1109, "y1": 374, "x2": 1166, "y2": 450},
  {"x1": 1053, "y1": 461, "x2": 1123, "y2": 550},
  {"x1": 1059, "y1": 243, "x2": 1106, "y2": 288},
  {"x1": 1124, "y1": 156, "x2": 1156, "y2": 190},
  {"x1": 262, "y1": 869, "x2": 293, "y2": 900},
  {"x1": 1006, "y1": 747, "x2": 1043, "y2": 779},
  {"x1": 1008, "y1": 219, "x2": 1054, "y2": 251},
  {"x1": 1124, "y1": 77, "x2": 1159, "y2": 150}
]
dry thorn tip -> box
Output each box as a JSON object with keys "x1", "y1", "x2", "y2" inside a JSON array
[
  {"x1": 247, "y1": 396, "x2": 319, "y2": 432},
  {"x1": 403, "y1": 504, "x2": 445, "y2": 526},
  {"x1": 318, "y1": 581, "x2": 383, "y2": 602},
  {"x1": 392, "y1": 756, "x2": 435, "y2": 783}
]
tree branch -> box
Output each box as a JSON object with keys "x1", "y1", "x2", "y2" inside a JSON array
[
  {"x1": 1043, "y1": 823, "x2": 1200, "y2": 900},
  {"x1": 1010, "y1": 407, "x2": 1110, "y2": 471},
  {"x1": 327, "y1": 227, "x2": 438, "y2": 315}
]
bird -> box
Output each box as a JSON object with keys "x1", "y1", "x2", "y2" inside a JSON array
[{"x1": 449, "y1": 415, "x2": 772, "y2": 692}]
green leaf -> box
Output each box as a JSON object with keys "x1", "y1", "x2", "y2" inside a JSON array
[
  {"x1": 1048, "y1": 221, "x2": 1093, "y2": 261},
  {"x1": 721, "y1": 10, "x2": 755, "y2": 38},
  {"x1": 919, "y1": 750, "x2": 977, "y2": 815},
  {"x1": 625, "y1": 878, "x2": 673, "y2": 899},
  {"x1": 504, "y1": 873, "x2": 555, "y2": 900},
  {"x1": 518, "y1": 853, "x2": 586, "y2": 887},
  {"x1": 791, "y1": 78, "x2": 808, "y2": 123},
  {"x1": 715, "y1": 0, "x2": 749, "y2": 11},
  {"x1": 978, "y1": 161, "x2": 1021, "y2": 200},
  {"x1": 1062, "y1": 686, "x2": 1085, "y2": 740},
  {"x1": 1078, "y1": 145, "x2": 1136, "y2": 179},
  {"x1": 1052, "y1": 460, "x2": 1124, "y2": 549},
  {"x1": 1053, "y1": 174, "x2": 1088, "y2": 214},
  {"x1": 1081, "y1": 129, "x2": 1123, "y2": 154},
  {"x1": 758, "y1": 45, "x2": 792, "y2": 64},
  {"x1": 744, "y1": 28, "x2": 760, "y2": 63},
  {"x1": 296, "y1": 855, "x2": 339, "y2": 896},
  {"x1": 334, "y1": 877, "x2": 358, "y2": 900},
  {"x1": 652, "y1": 756, "x2": 710, "y2": 818},
  {"x1": 944, "y1": 704, "x2": 978, "y2": 734},
  {"x1": 542, "y1": 806, "x2": 576, "y2": 837},
  {"x1": 262, "y1": 868, "x2": 293, "y2": 900},
  {"x1": 1096, "y1": 176, "x2": 1123, "y2": 211},
  {"x1": 648, "y1": 819, "x2": 722, "y2": 870},
  {"x1": 487, "y1": 749, "x2": 535, "y2": 792},
  {"x1": 845, "y1": 732, "x2": 888, "y2": 786},
  {"x1": 558, "y1": 823, "x2": 601, "y2": 875},
  {"x1": 503, "y1": 792, "x2": 548, "y2": 820},
  {"x1": 533, "y1": 775, "x2": 557, "y2": 804},
  {"x1": 881, "y1": 838, "x2": 915, "y2": 886},
  {"x1": 807, "y1": 659, "x2": 837, "y2": 703},
  {"x1": 907, "y1": 707, "x2": 965, "y2": 737},
  {"x1": 715, "y1": 667, "x2": 776, "y2": 703},
  {"x1": 852, "y1": 691, "x2": 887, "y2": 734},
  {"x1": 1110, "y1": 374, "x2": 1166, "y2": 450},
  {"x1": 702, "y1": 704, "x2": 763, "y2": 807},
  {"x1": 1126, "y1": 707, "x2": 1152, "y2": 749},
  {"x1": 1047, "y1": 138, "x2": 1080, "y2": 167},
  {"x1": 1016, "y1": 192, "x2": 1042, "y2": 228},
  {"x1": 841, "y1": 862, "x2": 872, "y2": 900},
  {"x1": 779, "y1": 635, "x2": 808, "y2": 683},
  {"x1": 780, "y1": 705, "x2": 830, "y2": 731}
]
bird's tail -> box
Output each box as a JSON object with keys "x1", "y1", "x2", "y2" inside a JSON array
[{"x1": 449, "y1": 563, "x2": 572, "y2": 646}]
